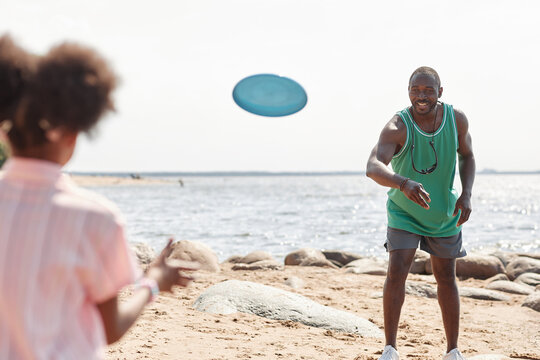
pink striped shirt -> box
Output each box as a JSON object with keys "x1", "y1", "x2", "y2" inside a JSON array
[{"x1": 0, "y1": 158, "x2": 140, "y2": 359}]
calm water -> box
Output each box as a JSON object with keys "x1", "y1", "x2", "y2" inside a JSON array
[{"x1": 87, "y1": 174, "x2": 540, "y2": 261}]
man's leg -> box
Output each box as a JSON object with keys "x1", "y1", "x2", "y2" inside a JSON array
[
  {"x1": 431, "y1": 255, "x2": 460, "y2": 353},
  {"x1": 383, "y1": 248, "x2": 416, "y2": 348}
]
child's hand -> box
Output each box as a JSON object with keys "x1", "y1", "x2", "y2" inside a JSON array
[{"x1": 146, "y1": 239, "x2": 200, "y2": 292}]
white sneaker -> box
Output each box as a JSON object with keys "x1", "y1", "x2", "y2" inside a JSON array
[
  {"x1": 443, "y1": 348, "x2": 466, "y2": 360},
  {"x1": 379, "y1": 345, "x2": 399, "y2": 360}
]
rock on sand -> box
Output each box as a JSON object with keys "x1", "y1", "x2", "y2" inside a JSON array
[
  {"x1": 193, "y1": 280, "x2": 383, "y2": 338},
  {"x1": 169, "y1": 240, "x2": 220, "y2": 272}
]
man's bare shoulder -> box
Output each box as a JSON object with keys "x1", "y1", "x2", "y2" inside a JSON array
[
  {"x1": 452, "y1": 107, "x2": 470, "y2": 135},
  {"x1": 381, "y1": 114, "x2": 407, "y2": 142}
]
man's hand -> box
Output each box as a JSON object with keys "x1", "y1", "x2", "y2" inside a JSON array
[
  {"x1": 146, "y1": 239, "x2": 200, "y2": 292},
  {"x1": 453, "y1": 193, "x2": 472, "y2": 226},
  {"x1": 402, "y1": 180, "x2": 431, "y2": 209}
]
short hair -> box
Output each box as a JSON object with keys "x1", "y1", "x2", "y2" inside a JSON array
[
  {"x1": 409, "y1": 66, "x2": 441, "y2": 88},
  {"x1": 0, "y1": 35, "x2": 35, "y2": 121},
  {"x1": 9, "y1": 42, "x2": 117, "y2": 150}
]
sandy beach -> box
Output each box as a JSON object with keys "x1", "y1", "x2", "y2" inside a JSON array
[
  {"x1": 106, "y1": 264, "x2": 539, "y2": 360},
  {"x1": 68, "y1": 176, "x2": 540, "y2": 359}
]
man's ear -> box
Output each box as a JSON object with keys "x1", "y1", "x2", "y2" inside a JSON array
[{"x1": 438, "y1": 87, "x2": 444, "y2": 98}]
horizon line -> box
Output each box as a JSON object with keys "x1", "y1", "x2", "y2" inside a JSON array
[{"x1": 68, "y1": 169, "x2": 540, "y2": 177}]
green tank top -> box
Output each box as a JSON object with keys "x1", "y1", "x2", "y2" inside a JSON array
[{"x1": 387, "y1": 102, "x2": 461, "y2": 237}]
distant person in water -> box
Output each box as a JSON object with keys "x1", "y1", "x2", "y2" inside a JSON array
[
  {"x1": 366, "y1": 66, "x2": 476, "y2": 360},
  {"x1": 0, "y1": 35, "x2": 199, "y2": 358}
]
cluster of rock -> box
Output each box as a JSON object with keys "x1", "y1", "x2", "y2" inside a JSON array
[{"x1": 129, "y1": 240, "x2": 540, "y2": 312}]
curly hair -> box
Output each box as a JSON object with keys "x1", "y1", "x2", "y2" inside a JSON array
[
  {"x1": 409, "y1": 66, "x2": 441, "y2": 88},
  {"x1": 8, "y1": 41, "x2": 117, "y2": 150},
  {"x1": 0, "y1": 34, "x2": 35, "y2": 121}
]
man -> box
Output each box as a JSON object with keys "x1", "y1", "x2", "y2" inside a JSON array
[{"x1": 366, "y1": 66, "x2": 475, "y2": 360}]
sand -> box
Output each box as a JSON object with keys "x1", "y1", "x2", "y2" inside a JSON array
[{"x1": 106, "y1": 264, "x2": 540, "y2": 360}]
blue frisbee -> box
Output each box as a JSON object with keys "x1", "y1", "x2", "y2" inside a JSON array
[{"x1": 232, "y1": 74, "x2": 307, "y2": 117}]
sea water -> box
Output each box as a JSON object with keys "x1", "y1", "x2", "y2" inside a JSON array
[{"x1": 87, "y1": 174, "x2": 540, "y2": 261}]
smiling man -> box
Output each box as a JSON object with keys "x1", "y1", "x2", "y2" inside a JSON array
[{"x1": 366, "y1": 66, "x2": 476, "y2": 360}]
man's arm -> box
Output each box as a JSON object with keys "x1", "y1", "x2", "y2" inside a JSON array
[
  {"x1": 453, "y1": 109, "x2": 475, "y2": 226},
  {"x1": 366, "y1": 115, "x2": 431, "y2": 209}
]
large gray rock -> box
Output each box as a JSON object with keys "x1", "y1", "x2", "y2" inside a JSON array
[
  {"x1": 409, "y1": 250, "x2": 430, "y2": 274},
  {"x1": 232, "y1": 260, "x2": 283, "y2": 271},
  {"x1": 193, "y1": 280, "x2": 383, "y2": 338},
  {"x1": 239, "y1": 251, "x2": 275, "y2": 264},
  {"x1": 345, "y1": 258, "x2": 387, "y2": 276},
  {"x1": 405, "y1": 282, "x2": 437, "y2": 298},
  {"x1": 459, "y1": 287, "x2": 510, "y2": 301},
  {"x1": 456, "y1": 255, "x2": 505, "y2": 279},
  {"x1": 223, "y1": 254, "x2": 243, "y2": 264},
  {"x1": 322, "y1": 250, "x2": 363, "y2": 266},
  {"x1": 284, "y1": 248, "x2": 337, "y2": 268},
  {"x1": 514, "y1": 272, "x2": 540, "y2": 287},
  {"x1": 485, "y1": 280, "x2": 534, "y2": 295},
  {"x1": 130, "y1": 242, "x2": 156, "y2": 265},
  {"x1": 485, "y1": 273, "x2": 509, "y2": 284},
  {"x1": 506, "y1": 257, "x2": 540, "y2": 280},
  {"x1": 169, "y1": 240, "x2": 220, "y2": 272},
  {"x1": 516, "y1": 252, "x2": 540, "y2": 260},
  {"x1": 522, "y1": 292, "x2": 540, "y2": 312},
  {"x1": 489, "y1": 251, "x2": 519, "y2": 267}
]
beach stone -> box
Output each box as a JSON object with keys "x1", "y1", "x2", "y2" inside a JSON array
[
  {"x1": 232, "y1": 260, "x2": 283, "y2": 271},
  {"x1": 506, "y1": 257, "x2": 540, "y2": 280},
  {"x1": 238, "y1": 250, "x2": 275, "y2": 264},
  {"x1": 169, "y1": 240, "x2": 220, "y2": 272},
  {"x1": 425, "y1": 259, "x2": 433, "y2": 274},
  {"x1": 459, "y1": 287, "x2": 510, "y2": 301},
  {"x1": 223, "y1": 254, "x2": 243, "y2": 264},
  {"x1": 409, "y1": 250, "x2": 430, "y2": 274},
  {"x1": 345, "y1": 258, "x2": 387, "y2": 276},
  {"x1": 284, "y1": 248, "x2": 336, "y2": 268},
  {"x1": 485, "y1": 280, "x2": 534, "y2": 295},
  {"x1": 130, "y1": 242, "x2": 156, "y2": 265},
  {"x1": 300, "y1": 258, "x2": 338, "y2": 268},
  {"x1": 405, "y1": 281, "x2": 437, "y2": 298},
  {"x1": 514, "y1": 272, "x2": 540, "y2": 287},
  {"x1": 327, "y1": 259, "x2": 344, "y2": 268},
  {"x1": 468, "y1": 355, "x2": 511, "y2": 360},
  {"x1": 489, "y1": 251, "x2": 519, "y2": 267},
  {"x1": 193, "y1": 280, "x2": 383, "y2": 338},
  {"x1": 284, "y1": 276, "x2": 305, "y2": 289},
  {"x1": 322, "y1": 250, "x2": 363, "y2": 266},
  {"x1": 456, "y1": 255, "x2": 505, "y2": 280},
  {"x1": 522, "y1": 292, "x2": 540, "y2": 312},
  {"x1": 485, "y1": 273, "x2": 509, "y2": 284},
  {"x1": 516, "y1": 252, "x2": 540, "y2": 260}
]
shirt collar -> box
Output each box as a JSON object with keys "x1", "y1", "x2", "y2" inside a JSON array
[{"x1": 1, "y1": 157, "x2": 64, "y2": 183}]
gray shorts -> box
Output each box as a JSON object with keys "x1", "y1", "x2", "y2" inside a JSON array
[{"x1": 385, "y1": 227, "x2": 467, "y2": 259}]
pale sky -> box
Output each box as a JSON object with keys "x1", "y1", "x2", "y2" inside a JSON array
[{"x1": 2, "y1": 0, "x2": 539, "y2": 172}]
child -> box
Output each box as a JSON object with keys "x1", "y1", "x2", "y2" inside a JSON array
[
  {"x1": 0, "y1": 35, "x2": 198, "y2": 359},
  {"x1": 0, "y1": 35, "x2": 34, "y2": 167}
]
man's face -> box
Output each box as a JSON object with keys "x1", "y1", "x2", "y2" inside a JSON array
[{"x1": 408, "y1": 74, "x2": 442, "y2": 115}]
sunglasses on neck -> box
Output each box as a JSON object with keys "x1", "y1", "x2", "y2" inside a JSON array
[{"x1": 410, "y1": 137, "x2": 438, "y2": 175}]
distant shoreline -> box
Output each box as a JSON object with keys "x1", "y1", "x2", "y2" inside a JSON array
[{"x1": 68, "y1": 170, "x2": 540, "y2": 178}]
